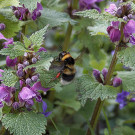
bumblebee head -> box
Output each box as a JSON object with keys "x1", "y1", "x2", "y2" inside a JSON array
[
  {"x1": 59, "y1": 51, "x2": 75, "y2": 65},
  {"x1": 59, "y1": 51, "x2": 69, "y2": 61}
]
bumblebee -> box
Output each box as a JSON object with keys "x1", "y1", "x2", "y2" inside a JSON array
[{"x1": 50, "y1": 51, "x2": 76, "y2": 85}]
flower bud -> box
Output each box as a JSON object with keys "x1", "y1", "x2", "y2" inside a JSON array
[
  {"x1": 113, "y1": 77, "x2": 122, "y2": 87},
  {"x1": 123, "y1": 16, "x2": 128, "y2": 21},
  {"x1": 26, "y1": 78, "x2": 32, "y2": 85},
  {"x1": 36, "y1": 11, "x2": 41, "y2": 17},
  {"x1": 116, "y1": 7, "x2": 122, "y2": 17},
  {"x1": 12, "y1": 102, "x2": 20, "y2": 110},
  {"x1": 38, "y1": 47, "x2": 47, "y2": 52},
  {"x1": 0, "y1": 23, "x2": 6, "y2": 31},
  {"x1": 126, "y1": 4, "x2": 131, "y2": 11},
  {"x1": 25, "y1": 99, "x2": 34, "y2": 109},
  {"x1": 24, "y1": 52, "x2": 28, "y2": 57},
  {"x1": 23, "y1": 61, "x2": 29, "y2": 66},
  {"x1": 93, "y1": 69, "x2": 103, "y2": 83},
  {"x1": 18, "y1": 63, "x2": 24, "y2": 69},
  {"x1": 6, "y1": 56, "x2": 17, "y2": 67},
  {"x1": 31, "y1": 75, "x2": 38, "y2": 82},
  {"x1": 32, "y1": 57, "x2": 37, "y2": 64},
  {"x1": 128, "y1": 14, "x2": 133, "y2": 19},
  {"x1": 109, "y1": 28, "x2": 121, "y2": 42},
  {"x1": 130, "y1": 98, "x2": 135, "y2": 102},
  {"x1": 17, "y1": 69, "x2": 24, "y2": 77},
  {"x1": 14, "y1": 10, "x2": 21, "y2": 19},
  {"x1": 102, "y1": 68, "x2": 108, "y2": 80},
  {"x1": 12, "y1": 6, "x2": 17, "y2": 11}
]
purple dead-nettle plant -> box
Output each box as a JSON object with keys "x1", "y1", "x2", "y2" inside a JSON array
[
  {"x1": 0, "y1": 46, "x2": 50, "y2": 112},
  {"x1": 105, "y1": 2, "x2": 135, "y2": 44},
  {"x1": 12, "y1": 2, "x2": 43, "y2": 21}
]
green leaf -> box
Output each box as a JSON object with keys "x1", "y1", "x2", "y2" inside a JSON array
[
  {"x1": 0, "y1": 42, "x2": 31, "y2": 59},
  {"x1": 76, "y1": 75, "x2": 118, "y2": 106},
  {"x1": 29, "y1": 25, "x2": 49, "y2": 51},
  {"x1": 37, "y1": 69, "x2": 59, "y2": 88},
  {"x1": 55, "y1": 99, "x2": 81, "y2": 111},
  {"x1": 0, "y1": 0, "x2": 19, "y2": 8},
  {"x1": 19, "y1": 0, "x2": 41, "y2": 12},
  {"x1": 37, "y1": 8, "x2": 76, "y2": 28},
  {"x1": 118, "y1": 46, "x2": 135, "y2": 70},
  {"x1": 23, "y1": 35, "x2": 32, "y2": 48},
  {"x1": 87, "y1": 21, "x2": 108, "y2": 36},
  {"x1": 2, "y1": 112, "x2": 47, "y2": 135},
  {"x1": 1, "y1": 69, "x2": 18, "y2": 87},
  {"x1": 117, "y1": 71, "x2": 135, "y2": 92},
  {"x1": 0, "y1": 14, "x2": 22, "y2": 38},
  {"x1": 75, "y1": 9, "x2": 125, "y2": 23},
  {"x1": 112, "y1": 126, "x2": 135, "y2": 135},
  {"x1": 26, "y1": 57, "x2": 53, "y2": 70},
  {"x1": 0, "y1": 8, "x2": 18, "y2": 22},
  {"x1": 79, "y1": 100, "x2": 96, "y2": 120}
]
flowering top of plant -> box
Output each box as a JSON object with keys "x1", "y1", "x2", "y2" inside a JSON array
[
  {"x1": 0, "y1": 26, "x2": 51, "y2": 115},
  {"x1": 105, "y1": 2, "x2": 135, "y2": 44},
  {"x1": 93, "y1": 68, "x2": 122, "y2": 87},
  {"x1": 12, "y1": 2, "x2": 43, "y2": 21},
  {"x1": 79, "y1": 0, "x2": 103, "y2": 12},
  {"x1": 116, "y1": 90, "x2": 135, "y2": 109}
]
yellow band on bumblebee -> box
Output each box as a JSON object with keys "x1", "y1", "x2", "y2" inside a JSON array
[{"x1": 61, "y1": 54, "x2": 71, "y2": 61}]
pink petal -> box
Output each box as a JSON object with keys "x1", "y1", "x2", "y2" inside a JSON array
[{"x1": 19, "y1": 87, "x2": 36, "y2": 101}]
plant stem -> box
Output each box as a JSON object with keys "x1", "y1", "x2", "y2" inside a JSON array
[
  {"x1": 62, "y1": 23, "x2": 73, "y2": 51},
  {"x1": 87, "y1": 41, "x2": 121, "y2": 135},
  {"x1": 62, "y1": 0, "x2": 78, "y2": 51},
  {"x1": 102, "y1": 107, "x2": 111, "y2": 135},
  {"x1": 51, "y1": 118, "x2": 61, "y2": 134}
]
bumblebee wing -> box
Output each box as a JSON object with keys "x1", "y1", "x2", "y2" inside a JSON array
[{"x1": 49, "y1": 60, "x2": 65, "y2": 72}]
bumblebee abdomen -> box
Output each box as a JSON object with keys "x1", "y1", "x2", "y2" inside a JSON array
[{"x1": 62, "y1": 73, "x2": 75, "y2": 82}]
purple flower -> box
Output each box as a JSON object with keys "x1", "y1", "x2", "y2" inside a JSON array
[
  {"x1": 32, "y1": 57, "x2": 37, "y2": 64},
  {"x1": 107, "y1": 21, "x2": 121, "y2": 42},
  {"x1": 105, "y1": 4, "x2": 117, "y2": 15},
  {"x1": 6, "y1": 56, "x2": 17, "y2": 67},
  {"x1": 12, "y1": 102, "x2": 20, "y2": 110},
  {"x1": 93, "y1": 69, "x2": 103, "y2": 83},
  {"x1": 31, "y1": 75, "x2": 39, "y2": 82},
  {"x1": 18, "y1": 82, "x2": 50, "y2": 108},
  {"x1": 38, "y1": 47, "x2": 47, "y2": 52},
  {"x1": 0, "y1": 85, "x2": 14, "y2": 108},
  {"x1": 0, "y1": 33, "x2": 13, "y2": 48},
  {"x1": 12, "y1": 2, "x2": 43, "y2": 21},
  {"x1": 0, "y1": 23, "x2": 6, "y2": 31},
  {"x1": 41, "y1": 101, "x2": 52, "y2": 117},
  {"x1": 102, "y1": 68, "x2": 108, "y2": 80},
  {"x1": 32, "y1": 2, "x2": 43, "y2": 20},
  {"x1": 123, "y1": 20, "x2": 135, "y2": 45},
  {"x1": 116, "y1": 90, "x2": 130, "y2": 109},
  {"x1": 113, "y1": 77, "x2": 122, "y2": 87},
  {"x1": 79, "y1": 0, "x2": 103, "y2": 12}
]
